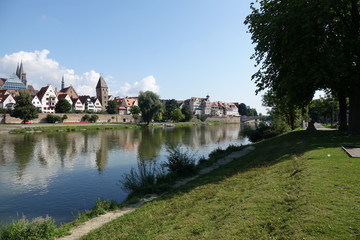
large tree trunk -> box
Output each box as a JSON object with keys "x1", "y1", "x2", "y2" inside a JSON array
[
  {"x1": 348, "y1": 91, "x2": 360, "y2": 134},
  {"x1": 337, "y1": 92, "x2": 347, "y2": 131}
]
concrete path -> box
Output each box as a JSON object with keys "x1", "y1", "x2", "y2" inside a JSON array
[
  {"x1": 314, "y1": 123, "x2": 336, "y2": 131},
  {"x1": 57, "y1": 145, "x2": 255, "y2": 240}
]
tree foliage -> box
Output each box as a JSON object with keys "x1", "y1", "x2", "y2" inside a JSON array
[
  {"x1": 138, "y1": 91, "x2": 162, "y2": 125},
  {"x1": 181, "y1": 104, "x2": 193, "y2": 122},
  {"x1": 164, "y1": 99, "x2": 179, "y2": 120},
  {"x1": 245, "y1": 0, "x2": 360, "y2": 133},
  {"x1": 11, "y1": 91, "x2": 38, "y2": 123},
  {"x1": 55, "y1": 99, "x2": 71, "y2": 113},
  {"x1": 106, "y1": 100, "x2": 118, "y2": 114},
  {"x1": 238, "y1": 103, "x2": 247, "y2": 115},
  {"x1": 170, "y1": 108, "x2": 185, "y2": 122}
]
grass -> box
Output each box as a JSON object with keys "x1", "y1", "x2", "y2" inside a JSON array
[
  {"x1": 8, "y1": 123, "x2": 142, "y2": 134},
  {"x1": 7, "y1": 121, "x2": 237, "y2": 134},
  {"x1": 81, "y1": 130, "x2": 360, "y2": 240}
]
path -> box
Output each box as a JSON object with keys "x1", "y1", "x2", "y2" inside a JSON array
[
  {"x1": 57, "y1": 145, "x2": 255, "y2": 240},
  {"x1": 314, "y1": 123, "x2": 336, "y2": 131}
]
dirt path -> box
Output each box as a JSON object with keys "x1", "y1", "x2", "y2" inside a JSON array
[{"x1": 57, "y1": 145, "x2": 255, "y2": 240}]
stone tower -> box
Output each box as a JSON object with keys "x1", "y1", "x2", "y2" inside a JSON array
[
  {"x1": 96, "y1": 75, "x2": 108, "y2": 111},
  {"x1": 16, "y1": 61, "x2": 27, "y2": 86}
]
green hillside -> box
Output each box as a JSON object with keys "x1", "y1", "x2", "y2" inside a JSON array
[{"x1": 82, "y1": 130, "x2": 360, "y2": 240}]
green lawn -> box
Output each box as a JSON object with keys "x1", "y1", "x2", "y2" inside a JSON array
[{"x1": 82, "y1": 130, "x2": 360, "y2": 240}]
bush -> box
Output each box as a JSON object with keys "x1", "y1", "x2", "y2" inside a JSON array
[
  {"x1": 162, "y1": 146, "x2": 197, "y2": 176},
  {"x1": 46, "y1": 114, "x2": 61, "y2": 123},
  {"x1": 82, "y1": 114, "x2": 90, "y2": 122},
  {"x1": 90, "y1": 114, "x2": 99, "y2": 123},
  {"x1": 242, "y1": 120, "x2": 290, "y2": 142},
  {"x1": 62, "y1": 115, "x2": 68, "y2": 122},
  {"x1": 0, "y1": 216, "x2": 58, "y2": 240}
]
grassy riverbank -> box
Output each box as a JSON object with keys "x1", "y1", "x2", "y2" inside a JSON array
[
  {"x1": 81, "y1": 130, "x2": 359, "y2": 240},
  {"x1": 7, "y1": 121, "x2": 236, "y2": 134}
]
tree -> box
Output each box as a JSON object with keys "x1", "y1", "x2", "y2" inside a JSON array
[
  {"x1": 55, "y1": 99, "x2": 72, "y2": 113},
  {"x1": 11, "y1": 91, "x2": 38, "y2": 124},
  {"x1": 130, "y1": 105, "x2": 141, "y2": 121},
  {"x1": 181, "y1": 104, "x2": 193, "y2": 122},
  {"x1": 164, "y1": 99, "x2": 179, "y2": 120},
  {"x1": 170, "y1": 108, "x2": 185, "y2": 122},
  {"x1": 246, "y1": 108, "x2": 258, "y2": 117},
  {"x1": 138, "y1": 91, "x2": 162, "y2": 125},
  {"x1": 245, "y1": 0, "x2": 360, "y2": 133},
  {"x1": 238, "y1": 103, "x2": 247, "y2": 116},
  {"x1": 106, "y1": 100, "x2": 118, "y2": 114}
]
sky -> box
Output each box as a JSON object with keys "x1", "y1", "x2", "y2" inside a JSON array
[{"x1": 0, "y1": 0, "x2": 268, "y2": 114}]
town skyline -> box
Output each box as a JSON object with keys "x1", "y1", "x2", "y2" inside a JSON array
[{"x1": 0, "y1": 0, "x2": 267, "y2": 114}]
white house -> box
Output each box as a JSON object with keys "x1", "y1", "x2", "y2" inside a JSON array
[
  {"x1": 79, "y1": 96, "x2": 95, "y2": 112},
  {"x1": 0, "y1": 94, "x2": 16, "y2": 110},
  {"x1": 32, "y1": 95, "x2": 42, "y2": 111},
  {"x1": 36, "y1": 85, "x2": 58, "y2": 113},
  {"x1": 57, "y1": 93, "x2": 73, "y2": 106},
  {"x1": 72, "y1": 98, "x2": 85, "y2": 112},
  {"x1": 91, "y1": 97, "x2": 102, "y2": 112}
]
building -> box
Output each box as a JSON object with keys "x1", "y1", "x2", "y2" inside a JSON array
[
  {"x1": 96, "y1": 76, "x2": 109, "y2": 111},
  {"x1": 16, "y1": 61, "x2": 27, "y2": 86},
  {"x1": 90, "y1": 97, "x2": 102, "y2": 112},
  {"x1": 1, "y1": 74, "x2": 27, "y2": 90},
  {"x1": 79, "y1": 95, "x2": 95, "y2": 112},
  {"x1": 36, "y1": 85, "x2": 58, "y2": 113},
  {"x1": 60, "y1": 85, "x2": 79, "y2": 99},
  {"x1": 0, "y1": 91, "x2": 16, "y2": 110}
]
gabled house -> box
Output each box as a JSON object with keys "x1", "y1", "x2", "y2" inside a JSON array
[
  {"x1": 37, "y1": 85, "x2": 58, "y2": 113},
  {"x1": 32, "y1": 95, "x2": 42, "y2": 112},
  {"x1": 224, "y1": 102, "x2": 240, "y2": 116},
  {"x1": 60, "y1": 85, "x2": 79, "y2": 99},
  {"x1": 189, "y1": 95, "x2": 211, "y2": 116},
  {"x1": 57, "y1": 93, "x2": 73, "y2": 106},
  {"x1": 71, "y1": 98, "x2": 84, "y2": 112},
  {"x1": 120, "y1": 97, "x2": 138, "y2": 115},
  {"x1": 79, "y1": 95, "x2": 95, "y2": 112},
  {"x1": 90, "y1": 97, "x2": 102, "y2": 112},
  {"x1": 0, "y1": 94, "x2": 16, "y2": 110}
]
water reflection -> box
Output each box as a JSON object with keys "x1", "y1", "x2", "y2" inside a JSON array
[{"x1": 0, "y1": 124, "x2": 248, "y2": 225}]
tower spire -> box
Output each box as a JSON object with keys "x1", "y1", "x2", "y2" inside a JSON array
[{"x1": 61, "y1": 75, "x2": 65, "y2": 90}]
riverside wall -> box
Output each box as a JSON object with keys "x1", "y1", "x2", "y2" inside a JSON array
[
  {"x1": 0, "y1": 113, "x2": 240, "y2": 124},
  {"x1": 205, "y1": 116, "x2": 241, "y2": 123},
  {"x1": 0, "y1": 113, "x2": 135, "y2": 124}
]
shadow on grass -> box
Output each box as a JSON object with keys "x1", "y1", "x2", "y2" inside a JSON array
[{"x1": 158, "y1": 130, "x2": 360, "y2": 200}]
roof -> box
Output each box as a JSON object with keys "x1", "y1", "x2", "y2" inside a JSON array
[
  {"x1": 96, "y1": 76, "x2": 108, "y2": 88},
  {"x1": 78, "y1": 95, "x2": 91, "y2": 104},
  {"x1": 37, "y1": 86, "x2": 51, "y2": 100},
  {"x1": 124, "y1": 97, "x2": 137, "y2": 107},
  {"x1": 57, "y1": 93, "x2": 69, "y2": 100},
  {"x1": 1, "y1": 74, "x2": 26, "y2": 90}
]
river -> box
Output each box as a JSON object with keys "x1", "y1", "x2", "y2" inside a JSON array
[{"x1": 0, "y1": 124, "x2": 248, "y2": 225}]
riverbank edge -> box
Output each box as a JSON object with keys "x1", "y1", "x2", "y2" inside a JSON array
[
  {"x1": 4, "y1": 121, "x2": 239, "y2": 134},
  {"x1": 56, "y1": 145, "x2": 256, "y2": 240}
]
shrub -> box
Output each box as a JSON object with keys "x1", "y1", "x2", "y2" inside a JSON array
[
  {"x1": 162, "y1": 146, "x2": 197, "y2": 176},
  {"x1": 90, "y1": 114, "x2": 99, "y2": 123},
  {"x1": 62, "y1": 115, "x2": 68, "y2": 122},
  {"x1": 82, "y1": 114, "x2": 90, "y2": 122},
  {"x1": 0, "y1": 216, "x2": 58, "y2": 240},
  {"x1": 242, "y1": 120, "x2": 290, "y2": 142},
  {"x1": 46, "y1": 114, "x2": 61, "y2": 123}
]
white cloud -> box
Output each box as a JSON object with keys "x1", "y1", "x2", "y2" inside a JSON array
[
  {"x1": 0, "y1": 49, "x2": 101, "y2": 96},
  {"x1": 114, "y1": 75, "x2": 160, "y2": 97},
  {"x1": 0, "y1": 49, "x2": 160, "y2": 98}
]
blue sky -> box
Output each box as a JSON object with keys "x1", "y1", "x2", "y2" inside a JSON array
[{"x1": 0, "y1": 0, "x2": 267, "y2": 114}]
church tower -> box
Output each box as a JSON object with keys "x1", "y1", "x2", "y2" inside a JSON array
[
  {"x1": 96, "y1": 75, "x2": 108, "y2": 111},
  {"x1": 16, "y1": 61, "x2": 27, "y2": 86},
  {"x1": 61, "y1": 75, "x2": 65, "y2": 90}
]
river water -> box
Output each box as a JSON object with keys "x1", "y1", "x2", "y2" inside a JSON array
[{"x1": 0, "y1": 124, "x2": 248, "y2": 225}]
